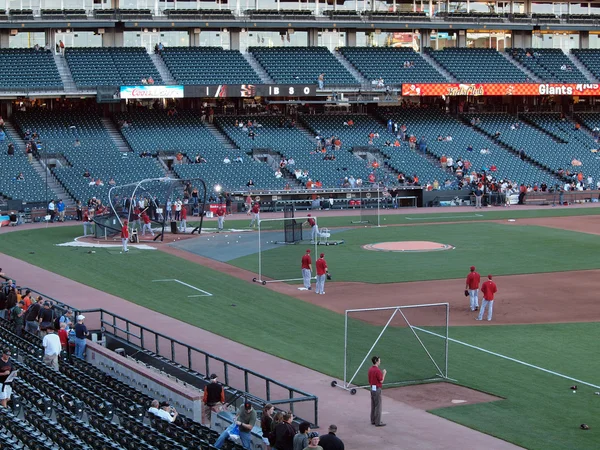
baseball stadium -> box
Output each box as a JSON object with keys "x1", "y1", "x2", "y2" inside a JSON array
[{"x1": 2, "y1": 3, "x2": 600, "y2": 449}]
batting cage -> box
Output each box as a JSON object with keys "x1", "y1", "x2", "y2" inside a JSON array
[
  {"x1": 332, "y1": 303, "x2": 450, "y2": 394},
  {"x1": 93, "y1": 177, "x2": 207, "y2": 242},
  {"x1": 351, "y1": 187, "x2": 381, "y2": 227},
  {"x1": 252, "y1": 206, "x2": 318, "y2": 285}
]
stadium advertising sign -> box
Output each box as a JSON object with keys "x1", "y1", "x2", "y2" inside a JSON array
[
  {"x1": 401, "y1": 83, "x2": 600, "y2": 96},
  {"x1": 120, "y1": 85, "x2": 185, "y2": 99},
  {"x1": 184, "y1": 84, "x2": 317, "y2": 98}
]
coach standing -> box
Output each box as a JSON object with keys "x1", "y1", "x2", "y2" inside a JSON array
[
  {"x1": 368, "y1": 356, "x2": 386, "y2": 427},
  {"x1": 249, "y1": 202, "x2": 260, "y2": 228},
  {"x1": 306, "y1": 214, "x2": 320, "y2": 243},
  {"x1": 301, "y1": 249, "x2": 312, "y2": 290},
  {"x1": 465, "y1": 266, "x2": 480, "y2": 311},
  {"x1": 477, "y1": 275, "x2": 498, "y2": 322},
  {"x1": 315, "y1": 253, "x2": 328, "y2": 295}
]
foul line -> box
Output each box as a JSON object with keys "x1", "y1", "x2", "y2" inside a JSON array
[
  {"x1": 152, "y1": 279, "x2": 213, "y2": 297},
  {"x1": 405, "y1": 214, "x2": 484, "y2": 221},
  {"x1": 413, "y1": 327, "x2": 600, "y2": 390}
]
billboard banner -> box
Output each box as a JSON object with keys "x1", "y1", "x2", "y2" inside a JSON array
[
  {"x1": 120, "y1": 85, "x2": 185, "y2": 99},
  {"x1": 184, "y1": 84, "x2": 317, "y2": 98},
  {"x1": 401, "y1": 83, "x2": 600, "y2": 97}
]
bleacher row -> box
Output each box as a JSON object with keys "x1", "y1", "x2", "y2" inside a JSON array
[
  {"x1": 3, "y1": 108, "x2": 598, "y2": 205},
  {"x1": 0, "y1": 317, "x2": 243, "y2": 450},
  {"x1": 5, "y1": 46, "x2": 600, "y2": 91}
]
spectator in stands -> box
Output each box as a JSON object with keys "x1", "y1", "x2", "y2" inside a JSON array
[
  {"x1": 24, "y1": 297, "x2": 41, "y2": 335},
  {"x1": 15, "y1": 172, "x2": 24, "y2": 181},
  {"x1": 304, "y1": 432, "x2": 321, "y2": 449},
  {"x1": 42, "y1": 326, "x2": 61, "y2": 371},
  {"x1": 176, "y1": 152, "x2": 184, "y2": 164},
  {"x1": 247, "y1": 179, "x2": 255, "y2": 188},
  {"x1": 83, "y1": 169, "x2": 91, "y2": 178},
  {"x1": 20, "y1": 290, "x2": 31, "y2": 313},
  {"x1": 58, "y1": 322, "x2": 69, "y2": 352},
  {"x1": 59, "y1": 39, "x2": 65, "y2": 54},
  {"x1": 141, "y1": 77, "x2": 148, "y2": 85},
  {"x1": 418, "y1": 136, "x2": 427, "y2": 154},
  {"x1": 0, "y1": 116, "x2": 4, "y2": 128},
  {"x1": 0, "y1": 348, "x2": 15, "y2": 408},
  {"x1": 214, "y1": 401, "x2": 256, "y2": 449},
  {"x1": 275, "y1": 169, "x2": 283, "y2": 179},
  {"x1": 58, "y1": 309, "x2": 73, "y2": 330},
  {"x1": 234, "y1": 156, "x2": 243, "y2": 163},
  {"x1": 57, "y1": 199, "x2": 65, "y2": 222},
  {"x1": 108, "y1": 178, "x2": 116, "y2": 186},
  {"x1": 274, "y1": 411, "x2": 296, "y2": 450},
  {"x1": 202, "y1": 373, "x2": 225, "y2": 425},
  {"x1": 293, "y1": 422, "x2": 311, "y2": 450},
  {"x1": 223, "y1": 156, "x2": 231, "y2": 164},
  {"x1": 6, "y1": 143, "x2": 13, "y2": 156},
  {"x1": 74, "y1": 315, "x2": 88, "y2": 359},
  {"x1": 148, "y1": 399, "x2": 178, "y2": 422},
  {"x1": 148, "y1": 76, "x2": 155, "y2": 85},
  {"x1": 38, "y1": 301, "x2": 54, "y2": 338},
  {"x1": 260, "y1": 404, "x2": 275, "y2": 449},
  {"x1": 10, "y1": 300, "x2": 24, "y2": 337},
  {"x1": 317, "y1": 73, "x2": 325, "y2": 90},
  {"x1": 446, "y1": 156, "x2": 454, "y2": 172}
]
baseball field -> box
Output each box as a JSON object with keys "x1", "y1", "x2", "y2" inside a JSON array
[{"x1": 2, "y1": 205, "x2": 600, "y2": 450}]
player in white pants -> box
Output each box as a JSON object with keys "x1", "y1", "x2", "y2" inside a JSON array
[
  {"x1": 301, "y1": 249, "x2": 312, "y2": 290},
  {"x1": 315, "y1": 253, "x2": 328, "y2": 295},
  {"x1": 477, "y1": 275, "x2": 497, "y2": 321},
  {"x1": 465, "y1": 266, "x2": 480, "y2": 311},
  {"x1": 305, "y1": 214, "x2": 320, "y2": 243}
]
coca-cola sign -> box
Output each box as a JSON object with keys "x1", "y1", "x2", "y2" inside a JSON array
[{"x1": 120, "y1": 85, "x2": 184, "y2": 99}]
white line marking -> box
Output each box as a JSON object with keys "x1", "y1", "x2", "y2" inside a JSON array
[
  {"x1": 405, "y1": 214, "x2": 484, "y2": 221},
  {"x1": 413, "y1": 327, "x2": 600, "y2": 390},
  {"x1": 152, "y1": 279, "x2": 213, "y2": 297}
]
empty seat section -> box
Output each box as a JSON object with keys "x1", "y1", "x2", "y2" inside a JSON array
[
  {"x1": 0, "y1": 49, "x2": 63, "y2": 90},
  {"x1": 249, "y1": 46, "x2": 358, "y2": 85},
  {"x1": 0, "y1": 146, "x2": 47, "y2": 202},
  {"x1": 380, "y1": 107, "x2": 557, "y2": 188},
  {"x1": 13, "y1": 110, "x2": 163, "y2": 204},
  {"x1": 65, "y1": 47, "x2": 162, "y2": 89},
  {"x1": 508, "y1": 48, "x2": 588, "y2": 83},
  {"x1": 339, "y1": 47, "x2": 447, "y2": 83},
  {"x1": 425, "y1": 47, "x2": 529, "y2": 83},
  {"x1": 571, "y1": 49, "x2": 600, "y2": 80},
  {"x1": 161, "y1": 47, "x2": 261, "y2": 84},
  {"x1": 468, "y1": 112, "x2": 594, "y2": 183}
]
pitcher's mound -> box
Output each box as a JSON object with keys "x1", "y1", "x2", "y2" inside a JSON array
[
  {"x1": 385, "y1": 382, "x2": 503, "y2": 410},
  {"x1": 363, "y1": 241, "x2": 454, "y2": 252}
]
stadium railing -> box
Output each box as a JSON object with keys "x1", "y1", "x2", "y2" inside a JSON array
[{"x1": 78, "y1": 308, "x2": 320, "y2": 427}]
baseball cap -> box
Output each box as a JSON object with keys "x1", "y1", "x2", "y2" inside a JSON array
[
  {"x1": 307, "y1": 213, "x2": 311, "y2": 217},
  {"x1": 308, "y1": 432, "x2": 319, "y2": 439},
  {"x1": 306, "y1": 249, "x2": 311, "y2": 253},
  {"x1": 2, "y1": 348, "x2": 11, "y2": 355},
  {"x1": 470, "y1": 266, "x2": 475, "y2": 271},
  {"x1": 488, "y1": 274, "x2": 493, "y2": 279},
  {"x1": 44, "y1": 301, "x2": 51, "y2": 307},
  {"x1": 320, "y1": 253, "x2": 325, "y2": 258},
  {"x1": 209, "y1": 373, "x2": 218, "y2": 380},
  {"x1": 244, "y1": 402, "x2": 252, "y2": 409},
  {"x1": 76, "y1": 315, "x2": 85, "y2": 321}
]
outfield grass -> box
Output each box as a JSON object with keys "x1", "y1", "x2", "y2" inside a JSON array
[
  {"x1": 229, "y1": 222, "x2": 600, "y2": 283},
  {"x1": 191, "y1": 205, "x2": 600, "y2": 230},
  {"x1": 1, "y1": 225, "x2": 600, "y2": 449}
]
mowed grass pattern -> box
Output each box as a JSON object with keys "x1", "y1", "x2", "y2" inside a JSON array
[{"x1": 229, "y1": 222, "x2": 600, "y2": 283}]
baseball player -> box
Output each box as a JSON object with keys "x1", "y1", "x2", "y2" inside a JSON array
[
  {"x1": 305, "y1": 214, "x2": 321, "y2": 243},
  {"x1": 477, "y1": 275, "x2": 498, "y2": 321},
  {"x1": 249, "y1": 202, "x2": 260, "y2": 228},
  {"x1": 216, "y1": 204, "x2": 225, "y2": 231},
  {"x1": 121, "y1": 220, "x2": 129, "y2": 253},
  {"x1": 179, "y1": 204, "x2": 188, "y2": 232},
  {"x1": 141, "y1": 211, "x2": 154, "y2": 237},
  {"x1": 301, "y1": 249, "x2": 312, "y2": 290},
  {"x1": 465, "y1": 266, "x2": 481, "y2": 311},
  {"x1": 315, "y1": 252, "x2": 328, "y2": 295}
]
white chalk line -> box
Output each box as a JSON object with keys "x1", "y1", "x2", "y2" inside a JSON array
[
  {"x1": 413, "y1": 326, "x2": 600, "y2": 390},
  {"x1": 152, "y1": 279, "x2": 213, "y2": 297},
  {"x1": 405, "y1": 214, "x2": 484, "y2": 221}
]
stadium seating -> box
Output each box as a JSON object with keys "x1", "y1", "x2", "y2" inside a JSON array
[
  {"x1": 571, "y1": 49, "x2": 600, "y2": 80},
  {"x1": 115, "y1": 109, "x2": 287, "y2": 191},
  {"x1": 507, "y1": 48, "x2": 588, "y2": 83},
  {"x1": 160, "y1": 47, "x2": 262, "y2": 85},
  {"x1": 300, "y1": 113, "x2": 449, "y2": 186},
  {"x1": 0, "y1": 49, "x2": 63, "y2": 90},
  {"x1": 339, "y1": 47, "x2": 447, "y2": 84},
  {"x1": 424, "y1": 47, "x2": 529, "y2": 82},
  {"x1": 468, "y1": 112, "x2": 597, "y2": 184},
  {"x1": 0, "y1": 148, "x2": 48, "y2": 203},
  {"x1": 379, "y1": 107, "x2": 558, "y2": 187},
  {"x1": 249, "y1": 46, "x2": 358, "y2": 85},
  {"x1": 65, "y1": 47, "x2": 163, "y2": 88},
  {"x1": 13, "y1": 110, "x2": 164, "y2": 204}
]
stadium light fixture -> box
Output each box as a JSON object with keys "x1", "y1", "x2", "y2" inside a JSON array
[{"x1": 214, "y1": 184, "x2": 222, "y2": 193}]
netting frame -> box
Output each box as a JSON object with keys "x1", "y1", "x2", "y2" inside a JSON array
[
  {"x1": 100, "y1": 177, "x2": 207, "y2": 242},
  {"x1": 332, "y1": 303, "x2": 450, "y2": 395},
  {"x1": 252, "y1": 215, "x2": 319, "y2": 286},
  {"x1": 351, "y1": 187, "x2": 381, "y2": 227}
]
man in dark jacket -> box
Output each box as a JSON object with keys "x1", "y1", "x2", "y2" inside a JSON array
[
  {"x1": 274, "y1": 412, "x2": 296, "y2": 450},
  {"x1": 319, "y1": 424, "x2": 345, "y2": 450}
]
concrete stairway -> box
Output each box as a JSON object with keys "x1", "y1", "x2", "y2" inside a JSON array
[
  {"x1": 204, "y1": 122, "x2": 239, "y2": 150},
  {"x1": 333, "y1": 50, "x2": 369, "y2": 84},
  {"x1": 567, "y1": 53, "x2": 600, "y2": 83},
  {"x1": 243, "y1": 53, "x2": 274, "y2": 84},
  {"x1": 421, "y1": 52, "x2": 458, "y2": 82},
  {"x1": 101, "y1": 118, "x2": 132, "y2": 152},
  {"x1": 501, "y1": 52, "x2": 543, "y2": 82},
  {"x1": 150, "y1": 53, "x2": 177, "y2": 85},
  {"x1": 53, "y1": 54, "x2": 78, "y2": 93},
  {"x1": 30, "y1": 157, "x2": 76, "y2": 206},
  {"x1": 2, "y1": 122, "x2": 26, "y2": 153}
]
